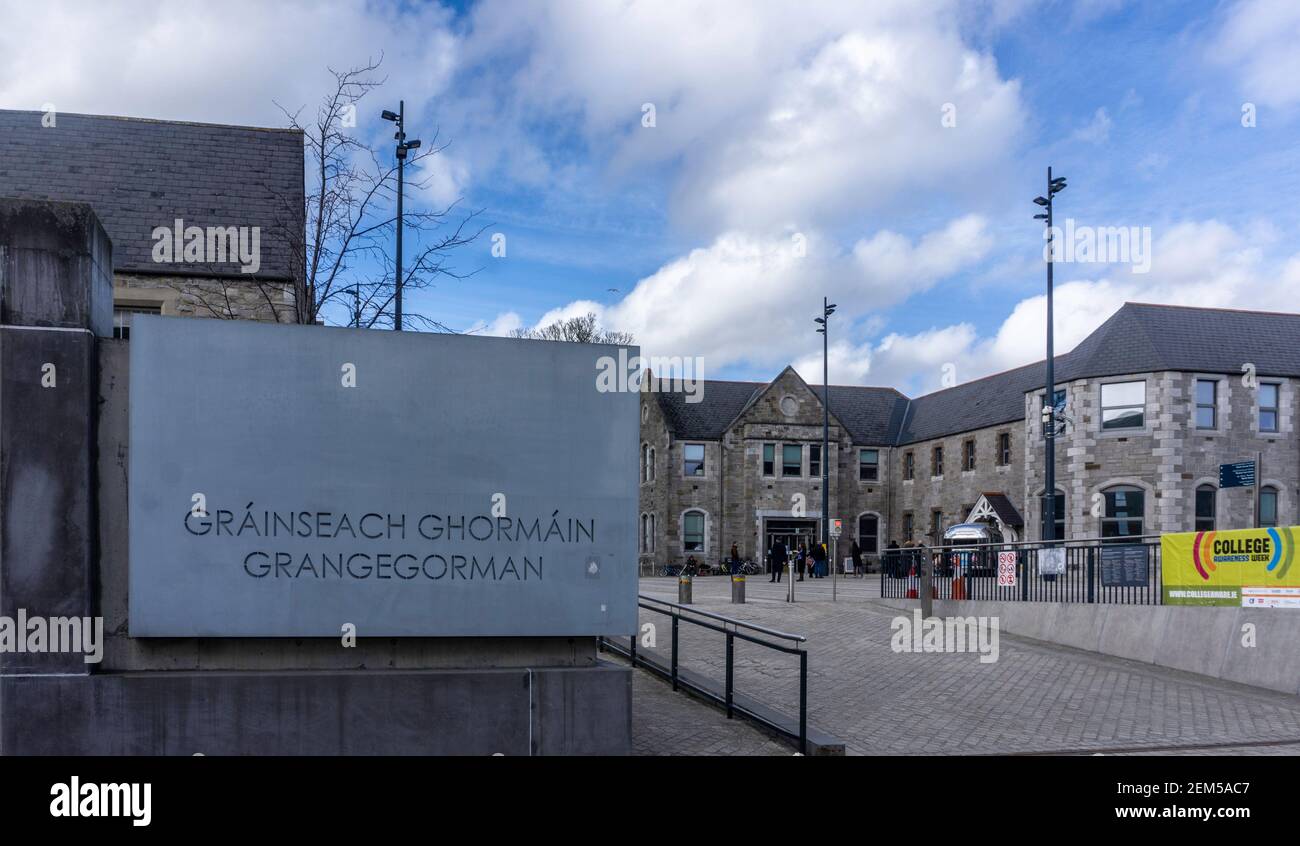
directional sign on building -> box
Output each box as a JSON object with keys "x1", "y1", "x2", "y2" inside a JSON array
[{"x1": 1219, "y1": 460, "x2": 1257, "y2": 489}]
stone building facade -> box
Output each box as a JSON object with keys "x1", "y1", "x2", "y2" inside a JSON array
[
  {"x1": 0, "y1": 109, "x2": 304, "y2": 332},
  {"x1": 639, "y1": 303, "x2": 1300, "y2": 572}
]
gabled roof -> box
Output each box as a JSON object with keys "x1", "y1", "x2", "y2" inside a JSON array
[
  {"x1": 654, "y1": 379, "x2": 763, "y2": 440},
  {"x1": 1056, "y1": 302, "x2": 1300, "y2": 382},
  {"x1": 0, "y1": 109, "x2": 304, "y2": 281},
  {"x1": 650, "y1": 303, "x2": 1300, "y2": 448},
  {"x1": 651, "y1": 373, "x2": 905, "y2": 444},
  {"x1": 980, "y1": 492, "x2": 1024, "y2": 528},
  {"x1": 896, "y1": 361, "x2": 1040, "y2": 444},
  {"x1": 897, "y1": 302, "x2": 1300, "y2": 444},
  {"x1": 811, "y1": 384, "x2": 911, "y2": 446}
]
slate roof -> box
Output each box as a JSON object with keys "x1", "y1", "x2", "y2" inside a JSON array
[
  {"x1": 654, "y1": 303, "x2": 1300, "y2": 447},
  {"x1": 982, "y1": 493, "x2": 1024, "y2": 528},
  {"x1": 0, "y1": 109, "x2": 304, "y2": 281},
  {"x1": 654, "y1": 379, "x2": 763, "y2": 440}
]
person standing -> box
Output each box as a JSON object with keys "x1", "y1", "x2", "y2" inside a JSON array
[
  {"x1": 811, "y1": 540, "x2": 827, "y2": 578},
  {"x1": 850, "y1": 539, "x2": 862, "y2": 577},
  {"x1": 796, "y1": 544, "x2": 806, "y2": 581},
  {"x1": 885, "y1": 540, "x2": 900, "y2": 577},
  {"x1": 770, "y1": 537, "x2": 787, "y2": 582},
  {"x1": 729, "y1": 542, "x2": 740, "y2": 576}
]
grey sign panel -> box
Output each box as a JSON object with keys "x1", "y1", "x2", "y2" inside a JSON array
[
  {"x1": 128, "y1": 316, "x2": 638, "y2": 637},
  {"x1": 1100, "y1": 544, "x2": 1149, "y2": 588}
]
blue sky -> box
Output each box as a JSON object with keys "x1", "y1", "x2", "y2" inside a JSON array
[{"x1": 4, "y1": 0, "x2": 1298, "y2": 396}]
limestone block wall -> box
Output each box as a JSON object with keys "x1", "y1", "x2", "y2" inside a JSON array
[
  {"x1": 115, "y1": 271, "x2": 297, "y2": 323},
  {"x1": 891, "y1": 421, "x2": 1024, "y2": 545}
]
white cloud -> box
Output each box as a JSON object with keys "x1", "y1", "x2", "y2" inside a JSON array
[
  {"x1": 851, "y1": 215, "x2": 992, "y2": 295},
  {"x1": 459, "y1": 0, "x2": 1026, "y2": 235},
  {"x1": 468, "y1": 311, "x2": 524, "y2": 337},
  {"x1": 517, "y1": 217, "x2": 990, "y2": 375},
  {"x1": 1212, "y1": 0, "x2": 1300, "y2": 108},
  {"x1": 0, "y1": 0, "x2": 458, "y2": 134},
  {"x1": 841, "y1": 219, "x2": 1300, "y2": 395},
  {"x1": 1071, "y1": 107, "x2": 1112, "y2": 144}
]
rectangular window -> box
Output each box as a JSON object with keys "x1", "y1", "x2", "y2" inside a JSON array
[
  {"x1": 1195, "y1": 487, "x2": 1216, "y2": 532},
  {"x1": 1260, "y1": 488, "x2": 1278, "y2": 528},
  {"x1": 808, "y1": 444, "x2": 821, "y2": 478},
  {"x1": 1101, "y1": 381, "x2": 1145, "y2": 430},
  {"x1": 1102, "y1": 488, "x2": 1145, "y2": 541},
  {"x1": 903, "y1": 451, "x2": 915, "y2": 480},
  {"x1": 903, "y1": 512, "x2": 914, "y2": 542},
  {"x1": 1195, "y1": 379, "x2": 1217, "y2": 429},
  {"x1": 1039, "y1": 389, "x2": 1066, "y2": 438},
  {"x1": 683, "y1": 443, "x2": 705, "y2": 477},
  {"x1": 1259, "y1": 383, "x2": 1280, "y2": 432},
  {"x1": 762, "y1": 443, "x2": 775, "y2": 476},
  {"x1": 782, "y1": 444, "x2": 802, "y2": 477},
  {"x1": 931, "y1": 446, "x2": 943, "y2": 477},
  {"x1": 112, "y1": 303, "x2": 162, "y2": 340},
  {"x1": 858, "y1": 449, "x2": 879, "y2": 481},
  {"x1": 931, "y1": 510, "x2": 943, "y2": 546},
  {"x1": 962, "y1": 439, "x2": 976, "y2": 471},
  {"x1": 997, "y1": 433, "x2": 1011, "y2": 466},
  {"x1": 683, "y1": 512, "x2": 704, "y2": 551}
]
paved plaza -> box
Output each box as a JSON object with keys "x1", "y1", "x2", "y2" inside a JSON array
[{"x1": 625, "y1": 575, "x2": 1300, "y2": 756}]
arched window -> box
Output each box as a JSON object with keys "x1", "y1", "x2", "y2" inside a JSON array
[
  {"x1": 1260, "y1": 486, "x2": 1279, "y2": 528},
  {"x1": 857, "y1": 514, "x2": 879, "y2": 555},
  {"x1": 640, "y1": 514, "x2": 650, "y2": 552},
  {"x1": 1038, "y1": 489, "x2": 1065, "y2": 541},
  {"x1": 641, "y1": 444, "x2": 651, "y2": 483},
  {"x1": 1195, "y1": 485, "x2": 1216, "y2": 532},
  {"x1": 649, "y1": 448, "x2": 655, "y2": 481},
  {"x1": 683, "y1": 510, "x2": 706, "y2": 552},
  {"x1": 1102, "y1": 486, "x2": 1144, "y2": 541}
]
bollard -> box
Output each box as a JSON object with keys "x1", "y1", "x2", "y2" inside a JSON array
[
  {"x1": 731, "y1": 574, "x2": 746, "y2": 604},
  {"x1": 678, "y1": 574, "x2": 693, "y2": 604},
  {"x1": 920, "y1": 553, "x2": 933, "y2": 619}
]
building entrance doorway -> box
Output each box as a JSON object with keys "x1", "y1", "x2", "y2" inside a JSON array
[{"x1": 763, "y1": 518, "x2": 819, "y2": 565}]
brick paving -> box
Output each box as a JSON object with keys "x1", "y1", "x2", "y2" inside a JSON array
[
  {"x1": 629, "y1": 575, "x2": 1300, "y2": 756},
  {"x1": 612, "y1": 653, "x2": 794, "y2": 756}
]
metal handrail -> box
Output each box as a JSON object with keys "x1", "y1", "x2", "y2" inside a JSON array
[
  {"x1": 637, "y1": 594, "x2": 806, "y2": 644},
  {"x1": 600, "y1": 596, "x2": 810, "y2": 753}
]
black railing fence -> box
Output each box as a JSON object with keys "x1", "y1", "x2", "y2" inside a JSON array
[
  {"x1": 598, "y1": 595, "x2": 809, "y2": 753},
  {"x1": 879, "y1": 535, "x2": 1163, "y2": 606}
]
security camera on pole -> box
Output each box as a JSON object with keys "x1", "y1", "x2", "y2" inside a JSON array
[
  {"x1": 1033, "y1": 168, "x2": 1067, "y2": 548},
  {"x1": 381, "y1": 102, "x2": 421, "y2": 331}
]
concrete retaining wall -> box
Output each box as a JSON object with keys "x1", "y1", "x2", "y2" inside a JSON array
[
  {"x1": 873, "y1": 597, "x2": 1300, "y2": 696},
  {"x1": 2, "y1": 664, "x2": 631, "y2": 755}
]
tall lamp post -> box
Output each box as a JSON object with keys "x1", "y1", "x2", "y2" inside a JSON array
[
  {"x1": 381, "y1": 101, "x2": 421, "y2": 331},
  {"x1": 1033, "y1": 168, "x2": 1067, "y2": 542},
  {"x1": 815, "y1": 297, "x2": 837, "y2": 577}
]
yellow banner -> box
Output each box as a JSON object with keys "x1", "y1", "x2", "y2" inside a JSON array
[{"x1": 1162, "y1": 526, "x2": 1300, "y2": 607}]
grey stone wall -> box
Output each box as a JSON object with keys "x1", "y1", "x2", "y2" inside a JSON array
[
  {"x1": 1027, "y1": 371, "x2": 1297, "y2": 539},
  {"x1": 642, "y1": 367, "x2": 1297, "y2": 557},
  {"x1": 891, "y1": 422, "x2": 1024, "y2": 545},
  {"x1": 115, "y1": 271, "x2": 297, "y2": 323}
]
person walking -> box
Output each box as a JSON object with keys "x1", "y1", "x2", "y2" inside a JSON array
[
  {"x1": 770, "y1": 537, "x2": 787, "y2": 582},
  {"x1": 850, "y1": 539, "x2": 862, "y2": 577},
  {"x1": 729, "y1": 543, "x2": 740, "y2": 576},
  {"x1": 795, "y1": 544, "x2": 806, "y2": 581}
]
